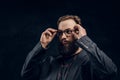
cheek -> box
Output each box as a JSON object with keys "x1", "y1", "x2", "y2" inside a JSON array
[
  {"x1": 68, "y1": 36, "x2": 74, "y2": 42},
  {"x1": 71, "y1": 34, "x2": 76, "y2": 41},
  {"x1": 59, "y1": 37, "x2": 62, "y2": 42},
  {"x1": 58, "y1": 35, "x2": 74, "y2": 42}
]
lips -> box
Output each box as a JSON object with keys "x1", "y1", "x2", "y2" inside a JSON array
[{"x1": 62, "y1": 40, "x2": 69, "y2": 45}]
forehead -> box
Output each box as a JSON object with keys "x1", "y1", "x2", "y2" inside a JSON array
[{"x1": 58, "y1": 19, "x2": 76, "y2": 30}]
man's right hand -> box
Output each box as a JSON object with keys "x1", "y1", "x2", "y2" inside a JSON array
[{"x1": 40, "y1": 28, "x2": 57, "y2": 49}]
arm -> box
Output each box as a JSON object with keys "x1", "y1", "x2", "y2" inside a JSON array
[
  {"x1": 21, "y1": 28, "x2": 57, "y2": 80},
  {"x1": 76, "y1": 36, "x2": 117, "y2": 80},
  {"x1": 73, "y1": 24, "x2": 117, "y2": 80},
  {"x1": 21, "y1": 42, "x2": 47, "y2": 80}
]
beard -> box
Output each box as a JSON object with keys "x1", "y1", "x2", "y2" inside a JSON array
[{"x1": 58, "y1": 40, "x2": 79, "y2": 57}]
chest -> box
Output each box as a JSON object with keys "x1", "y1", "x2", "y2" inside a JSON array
[{"x1": 46, "y1": 57, "x2": 91, "y2": 80}]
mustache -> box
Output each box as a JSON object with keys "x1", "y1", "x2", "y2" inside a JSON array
[
  {"x1": 61, "y1": 39, "x2": 70, "y2": 44},
  {"x1": 61, "y1": 39, "x2": 68, "y2": 42}
]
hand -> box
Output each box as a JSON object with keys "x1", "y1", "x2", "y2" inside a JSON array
[
  {"x1": 72, "y1": 24, "x2": 87, "y2": 40},
  {"x1": 40, "y1": 28, "x2": 57, "y2": 49}
]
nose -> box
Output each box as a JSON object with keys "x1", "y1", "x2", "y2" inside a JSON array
[{"x1": 61, "y1": 33, "x2": 67, "y2": 39}]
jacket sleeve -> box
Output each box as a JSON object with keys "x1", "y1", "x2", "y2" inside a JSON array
[
  {"x1": 76, "y1": 36, "x2": 117, "y2": 80},
  {"x1": 21, "y1": 42, "x2": 48, "y2": 80}
]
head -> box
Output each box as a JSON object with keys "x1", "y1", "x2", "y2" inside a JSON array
[{"x1": 57, "y1": 15, "x2": 82, "y2": 57}]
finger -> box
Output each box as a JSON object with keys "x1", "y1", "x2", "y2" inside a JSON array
[
  {"x1": 40, "y1": 33, "x2": 46, "y2": 42},
  {"x1": 52, "y1": 31, "x2": 57, "y2": 37},
  {"x1": 44, "y1": 31, "x2": 52, "y2": 36},
  {"x1": 74, "y1": 24, "x2": 85, "y2": 39},
  {"x1": 72, "y1": 31, "x2": 79, "y2": 40},
  {"x1": 78, "y1": 25, "x2": 85, "y2": 32},
  {"x1": 74, "y1": 27, "x2": 79, "y2": 34},
  {"x1": 47, "y1": 28, "x2": 57, "y2": 33},
  {"x1": 78, "y1": 25, "x2": 87, "y2": 36},
  {"x1": 74, "y1": 24, "x2": 80, "y2": 34},
  {"x1": 74, "y1": 24, "x2": 80, "y2": 29},
  {"x1": 48, "y1": 30, "x2": 57, "y2": 36}
]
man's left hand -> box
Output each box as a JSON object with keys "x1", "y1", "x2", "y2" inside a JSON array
[{"x1": 72, "y1": 24, "x2": 87, "y2": 40}]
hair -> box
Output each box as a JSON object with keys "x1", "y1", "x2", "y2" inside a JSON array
[{"x1": 57, "y1": 15, "x2": 82, "y2": 26}]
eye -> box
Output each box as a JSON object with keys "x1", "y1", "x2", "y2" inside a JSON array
[
  {"x1": 57, "y1": 30, "x2": 63, "y2": 36},
  {"x1": 65, "y1": 29, "x2": 72, "y2": 34}
]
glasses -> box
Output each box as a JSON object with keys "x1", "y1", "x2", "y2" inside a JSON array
[{"x1": 57, "y1": 28, "x2": 78, "y2": 37}]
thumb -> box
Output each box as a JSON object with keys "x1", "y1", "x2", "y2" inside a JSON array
[
  {"x1": 72, "y1": 31, "x2": 79, "y2": 40},
  {"x1": 52, "y1": 31, "x2": 57, "y2": 37}
]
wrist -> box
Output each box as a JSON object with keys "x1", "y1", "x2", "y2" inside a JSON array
[{"x1": 40, "y1": 41, "x2": 48, "y2": 49}]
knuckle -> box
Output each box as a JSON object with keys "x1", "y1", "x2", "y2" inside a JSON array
[{"x1": 47, "y1": 28, "x2": 52, "y2": 30}]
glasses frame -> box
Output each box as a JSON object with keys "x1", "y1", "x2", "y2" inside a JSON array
[{"x1": 57, "y1": 28, "x2": 77, "y2": 37}]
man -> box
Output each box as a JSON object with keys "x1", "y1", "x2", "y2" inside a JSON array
[{"x1": 21, "y1": 15, "x2": 117, "y2": 80}]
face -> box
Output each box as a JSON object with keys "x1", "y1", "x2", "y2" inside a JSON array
[{"x1": 57, "y1": 19, "x2": 78, "y2": 57}]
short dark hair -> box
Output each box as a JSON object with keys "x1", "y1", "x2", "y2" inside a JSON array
[{"x1": 57, "y1": 15, "x2": 82, "y2": 26}]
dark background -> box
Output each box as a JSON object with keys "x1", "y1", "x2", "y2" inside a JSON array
[{"x1": 0, "y1": 0, "x2": 120, "y2": 80}]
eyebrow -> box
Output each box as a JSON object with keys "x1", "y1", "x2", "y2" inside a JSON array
[{"x1": 58, "y1": 28, "x2": 72, "y2": 31}]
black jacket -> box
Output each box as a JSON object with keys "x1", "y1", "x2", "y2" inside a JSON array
[{"x1": 21, "y1": 36, "x2": 117, "y2": 80}]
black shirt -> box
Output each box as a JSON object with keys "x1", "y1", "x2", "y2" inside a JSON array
[{"x1": 21, "y1": 36, "x2": 117, "y2": 80}]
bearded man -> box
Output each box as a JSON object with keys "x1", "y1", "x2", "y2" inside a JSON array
[{"x1": 21, "y1": 15, "x2": 117, "y2": 80}]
